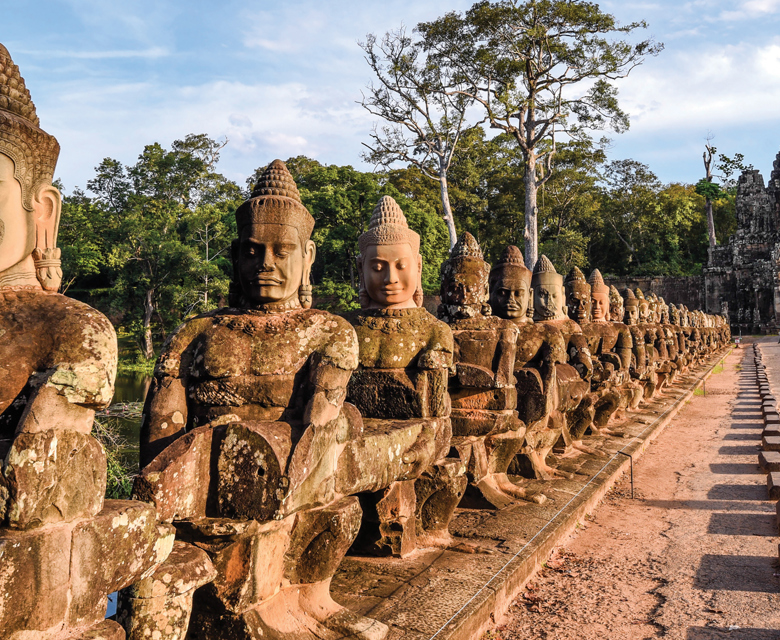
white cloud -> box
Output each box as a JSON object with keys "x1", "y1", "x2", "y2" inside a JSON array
[
  {"x1": 39, "y1": 77, "x2": 373, "y2": 191},
  {"x1": 718, "y1": 0, "x2": 780, "y2": 20}
]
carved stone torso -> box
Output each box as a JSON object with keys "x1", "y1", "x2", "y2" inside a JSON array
[
  {"x1": 344, "y1": 307, "x2": 453, "y2": 420},
  {"x1": 155, "y1": 307, "x2": 357, "y2": 426},
  {"x1": 346, "y1": 307, "x2": 453, "y2": 370},
  {"x1": 513, "y1": 322, "x2": 566, "y2": 370},
  {"x1": 0, "y1": 288, "x2": 117, "y2": 436}
]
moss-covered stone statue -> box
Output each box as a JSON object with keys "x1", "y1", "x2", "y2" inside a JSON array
[
  {"x1": 341, "y1": 195, "x2": 466, "y2": 556},
  {"x1": 438, "y1": 233, "x2": 540, "y2": 507},
  {"x1": 583, "y1": 269, "x2": 637, "y2": 429},
  {"x1": 130, "y1": 160, "x2": 387, "y2": 640},
  {"x1": 534, "y1": 257, "x2": 595, "y2": 462},
  {"x1": 0, "y1": 43, "x2": 173, "y2": 640}
]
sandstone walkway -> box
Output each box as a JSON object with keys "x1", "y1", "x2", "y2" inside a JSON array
[{"x1": 482, "y1": 340, "x2": 780, "y2": 640}]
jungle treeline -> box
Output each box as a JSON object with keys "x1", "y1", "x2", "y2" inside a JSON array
[{"x1": 57, "y1": 132, "x2": 737, "y2": 361}]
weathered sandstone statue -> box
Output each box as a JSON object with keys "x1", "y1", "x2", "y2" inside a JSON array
[
  {"x1": 130, "y1": 160, "x2": 386, "y2": 640},
  {"x1": 342, "y1": 195, "x2": 466, "y2": 555},
  {"x1": 583, "y1": 269, "x2": 635, "y2": 429},
  {"x1": 623, "y1": 288, "x2": 655, "y2": 398},
  {"x1": 0, "y1": 43, "x2": 173, "y2": 640},
  {"x1": 438, "y1": 233, "x2": 534, "y2": 507},
  {"x1": 489, "y1": 246, "x2": 566, "y2": 482},
  {"x1": 609, "y1": 285, "x2": 625, "y2": 324},
  {"x1": 526, "y1": 256, "x2": 593, "y2": 469}
]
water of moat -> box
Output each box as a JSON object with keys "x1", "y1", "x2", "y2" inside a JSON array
[{"x1": 104, "y1": 373, "x2": 150, "y2": 468}]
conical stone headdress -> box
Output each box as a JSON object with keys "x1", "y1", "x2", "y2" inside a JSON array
[
  {"x1": 588, "y1": 269, "x2": 609, "y2": 295},
  {"x1": 358, "y1": 195, "x2": 420, "y2": 255},
  {"x1": 0, "y1": 43, "x2": 60, "y2": 211},
  {"x1": 624, "y1": 287, "x2": 638, "y2": 306},
  {"x1": 564, "y1": 266, "x2": 586, "y2": 285},
  {"x1": 634, "y1": 288, "x2": 646, "y2": 301},
  {"x1": 532, "y1": 254, "x2": 562, "y2": 286},
  {"x1": 450, "y1": 231, "x2": 483, "y2": 260},
  {"x1": 236, "y1": 159, "x2": 314, "y2": 244},
  {"x1": 489, "y1": 245, "x2": 531, "y2": 285}
]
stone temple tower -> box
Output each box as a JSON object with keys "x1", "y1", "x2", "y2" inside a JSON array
[{"x1": 704, "y1": 150, "x2": 780, "y2": 333}]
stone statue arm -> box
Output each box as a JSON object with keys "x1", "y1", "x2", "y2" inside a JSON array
[
  {"x1": 567, "y1": 333, "x2": 593, "y2": 381},
  {"x1": 417, "y1": 323, "x2": 455, "y2": 372},
  {"x1": 615, "y1": 326, "x2": 633, "y2": 371},
  {"x1": 285, "y1": 324, "x2": 360, "y2": 511},
  {"x1": 138, "y1": 321, "x2": 202, "y2": 468},
  {"x1": 16, "y1": 312, "x2": 118, "y2": 436}
]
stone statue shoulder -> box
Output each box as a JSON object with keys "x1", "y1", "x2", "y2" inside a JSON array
[
  {"x1": 343, "y1": 306, "x2": 453, "y2": 370},
  {"x1": 0, "y1": 289, "x2": 117, "y2": 412},
  {"x1": 155, "y1": 307, "x2": 358, "y2": 380},
  {"x1": 515, "y1": 321, "x2": 567, "y2": 367}
]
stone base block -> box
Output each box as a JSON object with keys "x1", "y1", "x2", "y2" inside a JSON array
[
  {"x1": 68, "y1": 620, "x2": 125, "y2": 640},
  {"x1": 763, "y1": 436, "x2": 780, "y2": 451},
  {"x1": 69, "y1": 500, "x2": 175, "y2": 629},
  {"x1": 769, "y1": 473, "x2": 780, "y2": 500},
  {"x1": 759, "y1": 451, "x2": 780, "y2": 472},
  {"x1": 4, "y1": 429, "x2": 106, "y2": 529},
  {"x1": 118, "y1": 541, "x2": 216, "y2": 640}
]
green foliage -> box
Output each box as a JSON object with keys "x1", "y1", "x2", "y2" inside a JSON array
[
  {"x1": 92, "y1": 418, "x2": 135, "y2": 499},
  {"x1": 61, "y1": 134, "x2": 243, "y2": 356}
]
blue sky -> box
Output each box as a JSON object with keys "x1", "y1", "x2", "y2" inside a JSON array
[{"x1": 3, "y1": 0, "x2": 780, "y2": 193}]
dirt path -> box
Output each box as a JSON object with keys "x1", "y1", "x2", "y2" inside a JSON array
[{"x1": 483, "y1": 341, "x2": 780, "y2": 640}]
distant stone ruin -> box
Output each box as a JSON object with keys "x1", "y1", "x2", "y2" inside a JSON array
[{"x1": 705, "y1": 153, "x2": 780, "y2": 334}]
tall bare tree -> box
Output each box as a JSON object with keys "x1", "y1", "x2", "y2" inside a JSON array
[
  {"x1": 418, "y1": 0, "x2": 662, "y2": 268},
  {"x1": 360, "y1": 27, "x2": 480, "y2": 249}
]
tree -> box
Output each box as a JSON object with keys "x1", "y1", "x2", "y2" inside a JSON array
[
  {"x1": 697, "y1": 138, "x2": 748, "y2": 249},
  {"x1": 418, "y1": 0, "x2": 662, "y2": 268},
  {"x1": 83, "y1": 134, "x2": 241, "y2": 359},
  {"x1": 360, "y1": 27, "x2": 479, "y2": 248}
]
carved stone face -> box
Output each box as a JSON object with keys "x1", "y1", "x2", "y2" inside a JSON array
[
  {"x1": 534, "y1": 280, "x2": 565, "y2": 321},
  {"x1": 237, "y1": 223, "x2": 310, "y2": 306},
  {"x1": 441, "y1": 258, "x2": 487, "y2": 308},
  {"x1": 0, "y1": 153, "x2": 33, "y2": 273},
  {"x1": 638, "y1": 300, "x2": 650, "y2": 323},
  {"x1": 363, "y1": 242, "x2": 420, "y2": 309},
  {"x1": 624, "y1": 304, "x2": 640, "y2": 326},
  {"x1": 591, "y1": 291, "x2": 609, "y2": 323},
  {"x1": 610, "y1": 298, "x2": 624, "y2": 323},
  {"x1": 566, "y1": 283, "x2": 590, "y2": 323},
  {"x1": 490, "y1": 274, "x2": 530, "y2": 320}
]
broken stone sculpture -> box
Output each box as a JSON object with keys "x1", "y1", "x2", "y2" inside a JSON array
[
  {"x1": 438, "y1": 233, "x2": 539, "y2": 508},
  {"x1": 0, "y1": 43, "x2": 174, "y2": 640},
  {"x1": 128, "y1": 160, "x2": 387, "y2": 640},
  {"x1": 342, "y1": 195, "x2": 466, "y2": 556},
  {"x1": 623, "y1": 288, "x2": 658, "y2": 398}
]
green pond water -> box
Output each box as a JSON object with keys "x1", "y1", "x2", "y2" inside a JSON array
[{"x1": 105, "y1": 373, "x2": 151, "y2": 469}]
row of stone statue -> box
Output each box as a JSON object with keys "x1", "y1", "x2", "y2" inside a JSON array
[{"x1": 0, "y1": 42, "x2": 728, "y2": 640}]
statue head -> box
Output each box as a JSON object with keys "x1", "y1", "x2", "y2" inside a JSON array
[
  {"x1": 679, "y1": 305, "x2": 690, "y2": 327},
  {"x1": 0, "y1": 44, "x2": 62, "y2": 291},
  {"x1": 357, "y1": 195, "x2": 422, "y2": 310},
  {"x1": 623, "y1": 288, "x2": 640, "y2": 325},
  {"x1": 532, "y1": 255, "x2": 565, "y2": 321},
  {"x1": 564, "y1": 266, "x2": 590, "y2": 323},
  {"x1": 609, "y1": 285, "x2": 624, "y2": 323},
  {"x1": 489, "y1": 245, "x2": 532, "y2": 322},
  {"x1": 634, "y1": 288, "x2": 651, "y2": 322},
  {"x1": 669, "y1": 303, "x2": 680, "y2": 325},
  {"x1": 658, "y1": 297, "x2": 670, "y2": 324},
  {"x1": 588, "y1": 269, "x2": 610, "y2": 323},
  {"x1": 439, "y1": 231, "x2": 490, "y2": 318},
  {"x1": 231, "y1": 159, "x2": 316, "y2": 309}
]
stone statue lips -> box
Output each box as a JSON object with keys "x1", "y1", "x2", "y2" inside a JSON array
[{"x1": 251, "y1": 276, "x2": 283, "y2": 285}]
